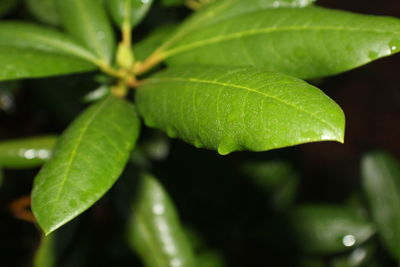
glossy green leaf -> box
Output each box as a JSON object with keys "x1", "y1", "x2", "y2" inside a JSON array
[
  {"x1": 137, "y1": 66, "x2": 344, "y2": 155},
  {"x1": 158, "y1": 0, "x2": 317, "y2": 53},
  {"x1": 361, "y1": 152, "x2": 400, "y2": 259},
  {"x1": 0, "y1": 22, "x2": 99, "y2": 63},
  {"x1": 32, "y1": 96, "x2": 141, "y2": 234},
  {"x1": 0, "y1": 22, "x2": 98, "y2": 80},
  {"x1": 331, "y1": 244, "x2": 375, "y2": 267},
  {"x1": 135, "y1": 24, "x2": 177, "y2": 61},
  {"x1": 0, "y1": 136, "x2": 56, "y2": 169},
  {"x1": 127, "y1": 173, "x2": 195, "y2": 267},
  {"x1": 107, "y1": 0, "x2": 154, "y2": 28},
  {"x1": 291, "y1": 205, "x2": 375, "y2": 254},
  {"x1": 34, "y1": 235, "x2": 56, "y2": 267},
  {"x1": 57, "y1": 0, "x2": 116, "y2": 63},
  {"x1": 27, "y1": 0, "x2": 60, "y2": 26},
  {"x1": 163, "y1": 7, "x2": 400, "y2": 79},
  {"x1": 0, "y1": 46, "x2": 97, "y2": 81},
  {"x1": 0, "y1": 0, "x2": 19, "y2": 17}
]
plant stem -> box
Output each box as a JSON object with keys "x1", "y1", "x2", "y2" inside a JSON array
[{"x1": 134, "y1": 50, "x2": 166, "y2": 75}]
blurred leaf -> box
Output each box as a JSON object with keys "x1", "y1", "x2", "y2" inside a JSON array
[
  {"x1": 163, "y1": 7, "x2": 400, "y2": 79},
  {"x1": 137, "y1": 66, "x2": 344, "y2": 155},
  {"x1": 0, "y1": 0, "x2": 19, "y2": 17},
  {"x1": 291, "y1": 205, "x2": 375, "y2": 254},
  {"x1": 197, "y1": 250, "x2": 225, "y2": 267},
  {"x1": 0, "y1": 22, "x2": 99, "y2": 63},
  {"x1": 331, "y1": 244, "x2": 375, "y2": 267},
  {"x1": 57, "y1": 0, "x2": 116, "y2": 63},
  {"x1": 82, "y1": 85, "x2": 110, "y2": 103},
  {"x1": 32, "y1": 96, "x2": 141, "y2": 234},
  {"x1": 0, "y1": 46, "x2": 97, "y2": 81},
  {"x1": 0, "y1": 22, "x2": 98, "y2": 80},
  {"x1": 0, "y1": 136, "x2": 57, "y2": 169},
  {"x1": 135, "y1": 24, "x2": 177, "y2": 61},
  {"x1": 27, "y1": 0, "x2": 60, "y2": 26},
  {"x1": 361, "y1": 152, "x2": 400, "y2": 259},
  {"x1": 107, "y1": 0, "x2": 154, "y2": 28},
  {"x1": 127, "y1": 173, "x2": 195, "y2": 267},
  {"x1": 34, "y1": 235, "x2": 56, "y2": 267},
  {"x1": 241, "y1": 160, "x2": 298, "y2": 209},
  {"x1": 162, "y1": 0, "x2": 182, "y2": 6}
]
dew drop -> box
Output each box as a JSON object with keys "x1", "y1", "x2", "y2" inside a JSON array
[
  {"x1": 194, "y1": 139, "x2": 203, "y2": 148},
  {"x1": 342, "y1": 234, "x2": 356, "y2": 247},
  {"x1": 217, "y1": 138, "x2": 237, "y2": 155},
  {"x1": 389, "y1": 39, "x2": 400, "y2": 53},
  {"x1": 368, "y1": 51, "x2": 378, "y2": 60},
  {"x1": 166, "y1": 127, "x2": 177, "y2": 138}
]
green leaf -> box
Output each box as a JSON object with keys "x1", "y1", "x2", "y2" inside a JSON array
[
  {"x1": 241, "y1": 161, "x2": 298, "y2": 209},
  {"x1": 27, "y1": 0, "x2": 60, "y2": 26},
  {"x1": 34, "y1": 235, "x2": 56, "y2": 267},
  {"x1": 32, "y1": 96, "x2": 141, "y2": 235},
  {"x1": 162, "y1": 0, "x2": 182, "y2": 6},
  {"x1": 0, "y1": 22, "x2": 99, "y2": 63},
  {"x1": 134, "y1": 24, "x2": 177, "y2": 61},
  {"x1": 137, "y1": 66, "x2": 344, "y2": 155},
  {"x1": 0, "y1": 46, "x2": 97, "y2": 81},
  {"x1": 330, "y1": 244, "x2": 374, "y2": 267},
  {"x1": 158, "y1": 0, "x2": 317, "y2": 53},
  {"x1": 127, "y1": 173, "x2": 195, "y2": 267},
  {"x1": 0, "y1": 136, "x2": 56, "y2": 169},
  {"x1": 57, "y1": 0, "x2": 116, "y2": 63},
  {"x1": 291, "y1": 205, "x2": 375, "y2": 254},
  {"x1": 361, "y1": 152, "x2": 400, "y2": 259},
  {"x1": 0, "y1": 22, "x2": 99, "y2": 80},
  {"x1": 163, "y1": 7, "x2": 400, "y2": 79},
  {"x1": 0, "y1": 0, "x2": 19, "y2": 17},
  {"x1": 106, "y1": 0, "x2": 154, "y2": 28}
]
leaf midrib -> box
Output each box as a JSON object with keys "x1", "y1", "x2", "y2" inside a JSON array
[
  {"x1": 159, "y1": 0, "x2": 239, "y2": 50},
  {"x1": 144, "y1": 77, "x2": 341, "y2": 138},
  {"x1": 164, "y1": 25, "x2": 399, "y2": 57},
  {"x1": 48, "y1": 97, "x2": 111, "y2": 227}
]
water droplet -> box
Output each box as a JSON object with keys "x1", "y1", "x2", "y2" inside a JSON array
[
  {"x1": 194, "y1": 139, "x2": 203, "y2": 148},
  {"x1": 217, "y1": 138, "x2": 237, "y2": 155},
  {"x1": 368, "y1": 51, "x2": 378, "y2": 60},
  {"x1": 166, "y1": 127, "x2": 177, "y2": 138},
  {"x1": 342, "y1": 234, "x2": 356, "y2": 247},
  {"x1": 389, "y1": 39, "x2": 400, "y2": 53},
  {"x1": 152, "y1": 204, "x2": 164, "y2": 215},
  {"x1": 21, "y1": 149, "x2": 35, "y2": 159}
]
